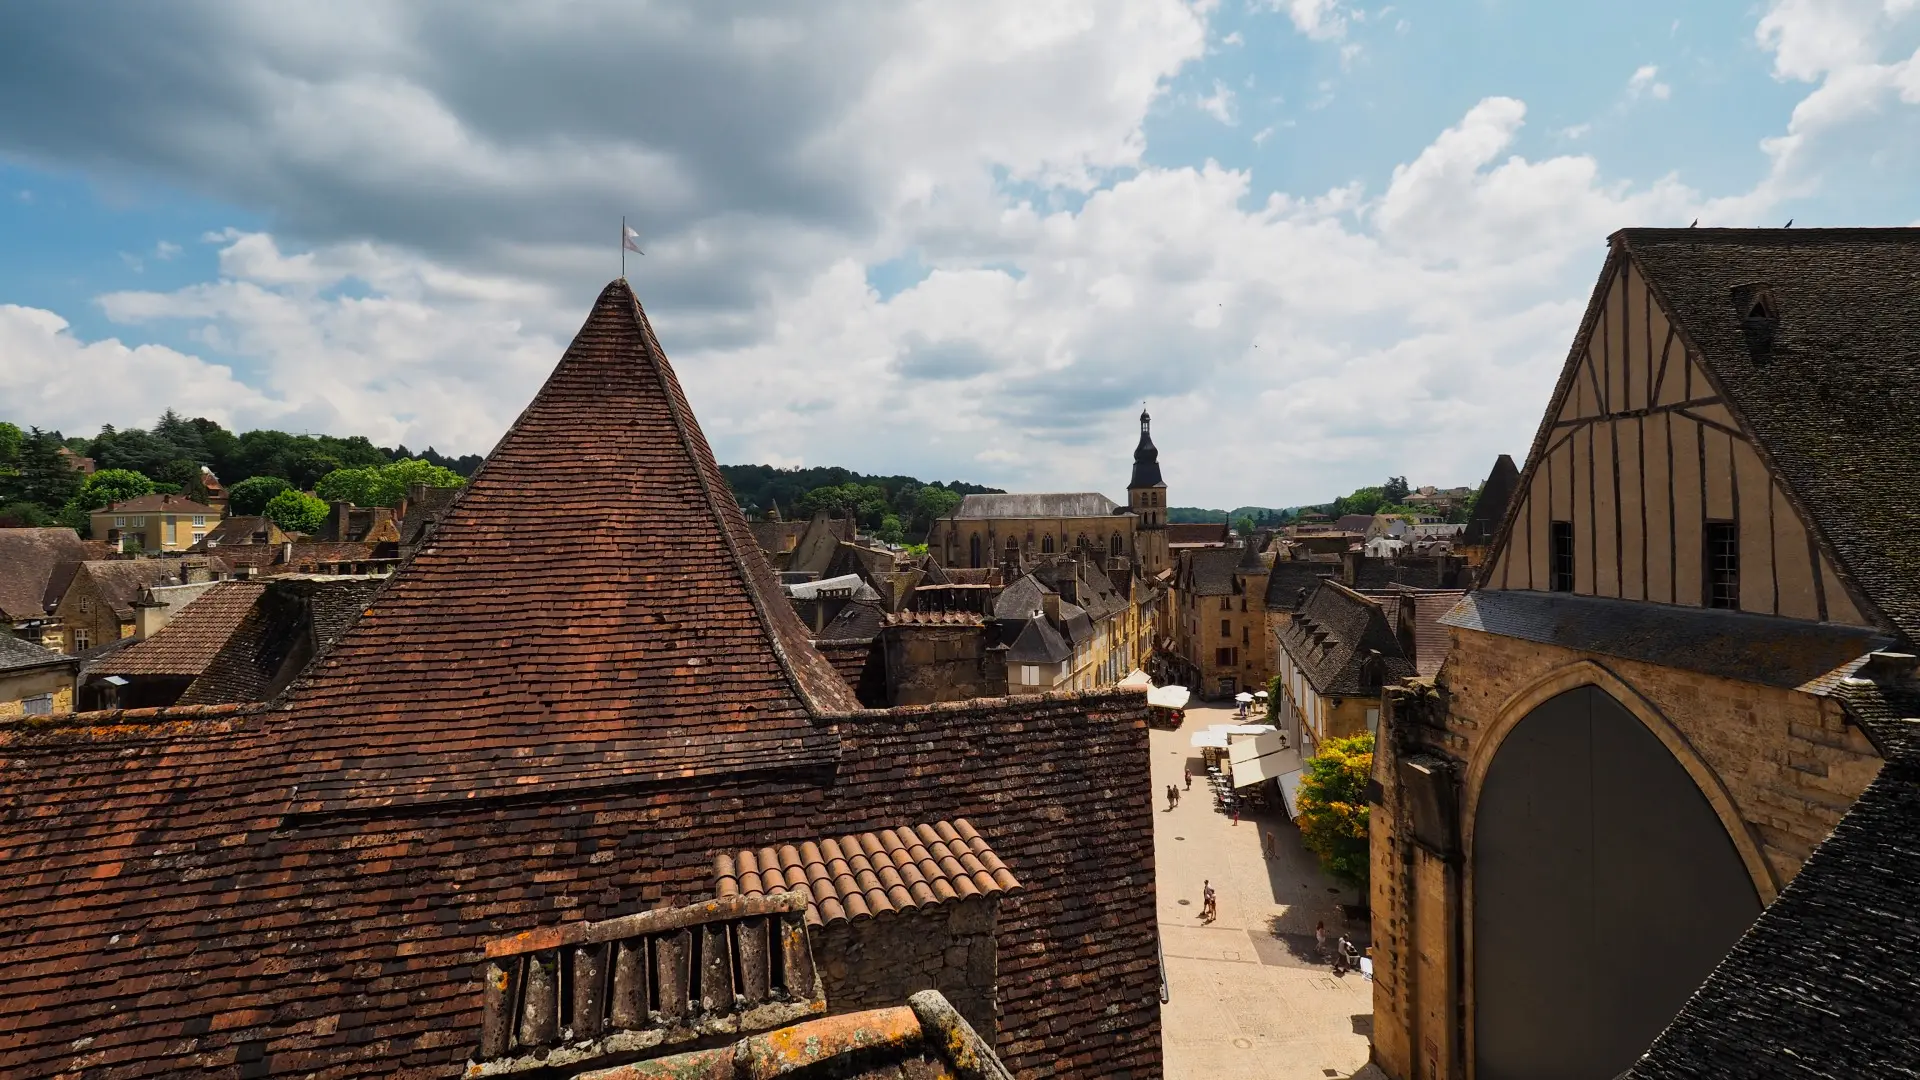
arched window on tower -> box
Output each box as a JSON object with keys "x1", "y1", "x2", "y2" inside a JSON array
[
  {"x1": 1110, "y1": 533, "x2": 1123, "y2": 557},
  {"x1": 1006, "y1": 535, "x2": 1019, "y2": 555},
  {"x1": 1041, "y1": 534, "x2": 1055, "y2": 554},
  {"x1": 969, "y1": 534, "x2": 982, "y2": 569},
  {"x1": 1076, "y1": 534, "x2": 1090, "y2": 551}
]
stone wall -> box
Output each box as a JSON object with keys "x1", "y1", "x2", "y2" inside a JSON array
[
  {"x1": 880, "y1": 624, "x2": 1007, "y2": 705},
  {"x1": 0, "y1": 669, "x2": 74, "y2": 717},
  {"x1": 1367, "y1": 628, "x2": 1887, "y2": 1080},
  {"x1": 816, "y1": 896, "x2": 1000, "y2": 1044}
]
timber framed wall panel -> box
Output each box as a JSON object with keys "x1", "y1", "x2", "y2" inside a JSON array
[
  {"x1": 1619, "y1": 417, "x2": 1646, "y2": 601},
  {"x1": 1645, "y1": 413, "x2": 1676, "y2": 605},
  {"x1": 1772, "y1": 483, "x2": 1819, "y2": 621},
  {"x1": 1593, "y1": 421, "x2": 1620, "y2": 598},
  {"x1": 1670, "y1": 415, "x2": 1704, "y2": 607},
  {"x1": 1573, "y1": 423, "x2": 1595, "y2": 595},
  {"x1": 1732, "y1": 441, "x2": 1776, "y2": 615}
]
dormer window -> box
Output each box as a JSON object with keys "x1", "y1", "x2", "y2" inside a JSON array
[{"x1": 1732, "y1": 283, "x2": 1779, "y2": 363}]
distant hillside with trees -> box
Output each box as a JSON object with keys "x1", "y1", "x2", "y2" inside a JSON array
[
  {"x1": 0, "y1": 411, "x2": 472, "y2": 536},
  {"x1": 718, "y1": 464, "x2": 1003, "y2": 545},
  {"x1": 0, "y1": 415, "x2": 1009, "y2": 546}
]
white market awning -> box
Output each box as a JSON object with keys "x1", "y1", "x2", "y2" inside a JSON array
[
  {"x1": 1147, "y1": 685, "x2": 1191, "y2": 710},
  {"x1": 1277, "y1": 769, "x2": 1306, "y2": 818},
  {"x1": 1118, "y1": 669, "x2": 1153, "y2": 690},
  {"x1": 1229, "y1": 733, "x2": 1302, "y2": 788},
  {"x1": 1189, "y1": 728, "x2": 1231, "y2": 749},
  {"x1": 1223, "y1": 724, "x2": 1275, "y2": 735}
]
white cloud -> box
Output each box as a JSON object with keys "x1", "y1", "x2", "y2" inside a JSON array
[
  {"x1": 0, "y1": 303, "x2": 285, "y2": 436},
  {"x1": 1560, "y1": 123, "x2": 1592, "y2": 139},
  {"x1": 154, "y1": 241, "x2": 182, "y2": 260},
  {"x1": 1627, "y1": 64, "x2": 1672, "y2": 100},
  {"x1": 1753, "y1": 0, "x2": 1920, "y2": 197},
  {"x1": 1222, "y1": 30, "x2": 1243, "y2": 45},
  {"x1": 1197, "y1": 80, "x2": 1237, "y2": 124},
  {"x1": 1273, "y1": 0, "x2": 1350, "y2": 41},
  {"x1": 6, "y1": 0, "x2": 1916, "y2": 507},
  {"x1": 1253, "y1": 125, "x2": 1276, "y2": 145}
]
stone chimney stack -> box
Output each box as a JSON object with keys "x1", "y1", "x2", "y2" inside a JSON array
[
  {"x1": 331, "y1": 501, "x2": 353, "y2": 542},
  {"x1": 1041, "y1": 590, "x2": 1061, "y2": 625},
  {"x1": 132, "y1": 589, "x2": 167, "y2": 641}
]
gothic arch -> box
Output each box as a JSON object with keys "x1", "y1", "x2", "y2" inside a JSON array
[
  {"x1": 1041, "y1": 534, "x2": 1055, "y2": 554},
  {"x1": 1462, "y1": 659, "x2": 1776, "y2": 902},
  {"x1": 1463, "y1": 660, "x2": 1773, "y2": 1080}
]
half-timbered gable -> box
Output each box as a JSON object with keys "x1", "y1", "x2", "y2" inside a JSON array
[{"x1": 1481, "y1": 232, "x2": 1901, "y2": 628}]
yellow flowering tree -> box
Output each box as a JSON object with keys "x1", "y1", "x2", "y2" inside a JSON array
[{"x1": 1295, "y1": 732, "x2": 1373, "y2": 889}]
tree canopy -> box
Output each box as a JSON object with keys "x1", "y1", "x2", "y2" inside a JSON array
[
  {"x1": 264, "y1": 489, "x2": 329, "y2": 534},
  {"x1": 1294, "y1": 732, "x2": 1373, "y2": 891},
  {"x1": 314, "y1": 459, "x2": 466, "y2": 509},
  {"x1": 227, "y1": 476, "x2": 293, "y2": 516},
  {"x1": 719, "y1": 464, "x2": 996, "y2": 543}
]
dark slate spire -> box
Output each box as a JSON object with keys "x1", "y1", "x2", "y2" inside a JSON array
[{"x1": 1129, "y1": 408, "x2": 1163, "y2": 489}]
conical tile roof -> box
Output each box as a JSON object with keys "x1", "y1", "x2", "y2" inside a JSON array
[{"x1": 282, "y1": 279, "x2": 853, "y2": 813}]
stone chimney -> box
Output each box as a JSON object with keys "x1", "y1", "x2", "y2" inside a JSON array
[
  {"x1": 1040, "y1": 590, "x2": 1061, "y2": 624},
  {"x1": 1340, "y1": 549, "x2": 1363, "y2": 587},
  {"x1": 330, "y1": 500, "x2": 354, "y2": 542},
  {"x1": 234, "y1": 563, "x2": 257, "y2": 580},
  {"x1": 132, "y1": 589, "x2": 168, "y2": 641}
]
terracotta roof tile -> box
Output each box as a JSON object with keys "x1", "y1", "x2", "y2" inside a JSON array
[
  {"x1": 716, "y1": 820, "x2": 1021, "y2": 928},
  {"x1": 0, "y1": 528, "x2": 89, "y2": 621},
  {"x1": 0, "y1": 279, "x2": 1161, "y2": 1080},
  {"x1": 98, "y1": 493, "x2": 220, "y2": 516},
  {"x1": 72, "y1": 560, "x2": 188, "y2": 619},
  {"x1": 90, "y1": 581, "x2": 266, "y2": 677}
]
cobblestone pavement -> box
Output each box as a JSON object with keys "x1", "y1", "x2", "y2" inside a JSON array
[{"x1": 1153, "y1": 704, "x2": 1384, "y2": 1080}]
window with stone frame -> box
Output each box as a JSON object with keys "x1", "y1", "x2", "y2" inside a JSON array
[
  {"x1": 1705, "y1": 521, "x2": 1739, "y2": 610},
  {"x1": 1041, "y1": 535, "x2": 1055, "y2": 554},
  {"x1": 1550, "y1": 520, "x2": 1575, "y2": 592},
  {"x1": 1220, "y1": 619, "x2": 1230, "y2": 637},
  {"x1": 73, "y1": 628, "x2": 90, "y2": 650}
]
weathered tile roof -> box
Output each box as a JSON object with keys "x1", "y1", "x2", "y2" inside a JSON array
[
  {"x1": 0, "y1": 527, "x2": 90, "y2": 621},
  {"x1": 1441, "y1": 589, "x2": 1892, "y2": 690},
  {"x1": 177, "y1": 578, "x2": 385, "y2": 706},
  {"x1": 1617, "y1": 229, "x2": 1920, "y2": 642},
  {"x1": 951, "y1": 493, "x2": 1121, "y2": 519},
  {"x1": 1263, "y1": 558, "x2": 1341, "y2": 610},
  {"x1": 821, "y1": 598, "x2": 888, "y2": 641},
  {"x1": 189, "y1": 515, "x2": 285, "y2": 550},
  {"x1": 89, "y1": 581, "x2": 268, "y2": 678},
  {"x1": 571, "y1": 991, "x2": 1011, "y2": 1080},
  {"x1": 1396, "y1": 589, "x2": 1468, "y2": 679},
  {"x1": 1276, "y1": 580, "x2": 1414, "y2": 696},
  {"x1": 714, "y1": 820, "x2": 1020, "y2": 928},
  {"x1": 1462, "y1": 453, "x2": 1518, "y2": 548},
  {"x1": 74, "y1": 560, "x2": 189, "y2": 620},
  {"x1": 0, "y1": 634, "x2": 75, "y2": 674},
  {"x1": 98, "y1": 493, "x2": 221, "y2": 517},
  {"x1": 0, "y1": 281, "x2": 1161, "y2": 1080},
  {"x1": 1627, "y1": 676, "x2": 1920, "y2": 1079},
  {"x1": 1166, "y1": 521, "x2": 1229, "y2": 546},
  {"x1": 1005, "y1": 615, "x2": 1073, "y2": 664},
  {"x1": 272, "y1": 281, "x2": 855, "y2": 814},
  {"x1": 1181, "y1": 546, "x2": 1242, "y2": 596}
]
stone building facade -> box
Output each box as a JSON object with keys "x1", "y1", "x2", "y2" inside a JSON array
[{"x1": 1368, "y1": 228, "x2": 1919, "y2": 1080}]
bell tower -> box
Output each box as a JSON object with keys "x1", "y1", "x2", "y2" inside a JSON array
[{"x1": 1128, "y1": 408, "x2": 1169, "y2": 576}]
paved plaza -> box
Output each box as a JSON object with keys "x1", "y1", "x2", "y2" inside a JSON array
[{"x1": 1153, "y1": 704, "x2": 1386, "y2": 1080}]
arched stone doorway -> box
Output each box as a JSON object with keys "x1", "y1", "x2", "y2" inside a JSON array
[{"x1": 1472, "y1": 685, "x2": 1761, "y2": 1080}]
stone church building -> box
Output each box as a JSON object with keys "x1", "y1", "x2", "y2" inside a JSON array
[
  {"x1": 1370, "y1": 228, "x2": 1920, "y2": 1080},
  {"x1": 928, "y1": 409, "x2": 1171, "y2": 579}
]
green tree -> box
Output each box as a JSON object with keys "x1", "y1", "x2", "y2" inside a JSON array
[
  {"x1": 1383, "y1": 476, "x2": 1410, "y2": 504},
  {"x1": 60, "y1": 468, "x2": 158, "y2": 535},
  {"x1": 228, "y1": 476, "x2": 293, "y2": 516},
  {"x1": 0, "y1": 421, "x2": 22, "y2": 475},
  {"x1": 314, "y1": 458, "x2": 465, "y2": 508},
  {"x1": 1264, "y1": 675, "x2": 1284, "y2": 725},
  {"x1": 877, "y1": 514, "x2": 906, "y2": 545},
  {"x1": 263, "y1": 489, "x2": 330, "y2": 534},
  {"x1": 1233, "y1": 514, "x2": 1256, "y2": 536},
  {"x1": 0, "y1": 502, "x2": 51, "y2": 527},
  {"x1": 1294, "y1": 732, "x2": 1374, "y2": 891},
  {"x1": 6, "y1": 428, "x2": 83, "y2": 514}
]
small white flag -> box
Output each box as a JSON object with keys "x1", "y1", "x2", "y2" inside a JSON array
[{"x1": 623, "y1": 225, "x2": 643, "y2": 255}]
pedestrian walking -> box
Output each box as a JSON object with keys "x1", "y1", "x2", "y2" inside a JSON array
[
  {"x1": 1315, "y1": 921, "x2": 1328, "y2": 958},
  {"x1": 1172, "y1": 784, "x2": 1180, "y2": 807},
  {"x1": 1165, "y1": 784, "x2": 1175, "y2": 811},
  {"x1": 1183, "y1": 764, "x2": 1191, "y2": 790},
  {"x1": 1231, "y1": 804, "x2": 1240, "y2": 826},
  {"x1": 1263, "y1": 830, "x2": 1276, "y2": 859}
]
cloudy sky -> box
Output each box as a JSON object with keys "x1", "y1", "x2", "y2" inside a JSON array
[{"x1": 3, "y1": 1, "x2": 1918, "y2": 508}]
